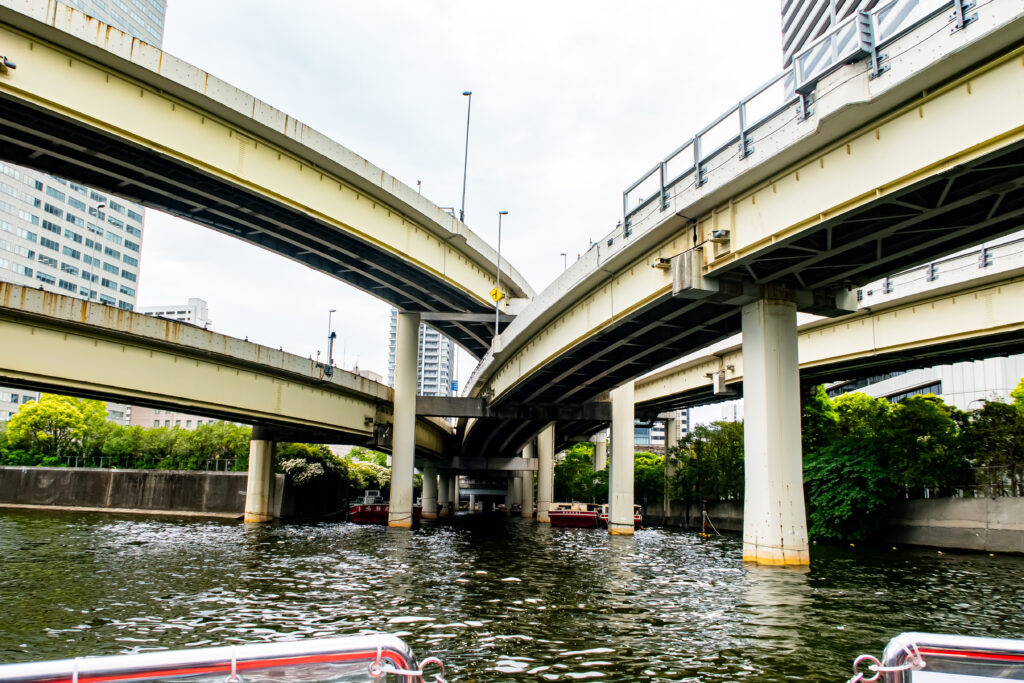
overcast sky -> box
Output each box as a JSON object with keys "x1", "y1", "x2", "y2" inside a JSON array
[{"x1": 137, "y1": 1, "x2": 784, "y2": 386}]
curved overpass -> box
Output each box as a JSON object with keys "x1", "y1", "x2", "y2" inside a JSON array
[
  {"x1": 464, "y1": 3, "x2": 1024, "y2": 457},
  {"x1": 635, "y1": 271, "x2": 1024, "y2": 414},
  {"x1": 0, "y1": 283, "x2": 451, "y2": 457},
  {"x1": 0, "y1": 1, "x2": 533, "y2": 358}
]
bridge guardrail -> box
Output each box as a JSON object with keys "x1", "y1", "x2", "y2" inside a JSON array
[{"x1": 621, "y1": 0, "x2": 961, "y2": 234}]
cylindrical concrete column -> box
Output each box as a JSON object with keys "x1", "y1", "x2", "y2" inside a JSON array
[
  {"x1": 664, "y1": 416, "x2": 679, "y2": 526},
  {"x1": 521, "y1": 441, "x2": 535, "y2": 518},
  {"x1": 608, "y1": 382, "x2": 635, "y2": 535},
  {"x1": 593, "y1": 431, "x2": 608, "y2": 472},
  {"x1": 422, "y1": 463, "x2": 438, "y2": 519},
  {"x1": 452, "y1": 474, "x2": 460, "y2": 512},
  {"x1": 505, "y1": 473, "x2": 515, "y2": 514},
  {"x1": 741, "y1": 297, "x2": 809, "y2": 566},
  {"x1": 389, "y1": 311, "x2": 420, "y2": 528},
  {"x1": 438, "y1": 471, "x2": 450, "y2": 516},
  {"x1": 536, "y1": 424, "x2": 555, "y2": 523},
  {"x1": 244, "y1": 437, "x2": 276, "y2": 523},
  {"x1": 468, "y1": 493, "x2": 476, "y2": 513},
  {"x1": 512, "y1": 473, "x2": 523, "y2": 515}
]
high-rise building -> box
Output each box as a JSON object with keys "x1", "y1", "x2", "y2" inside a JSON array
[
  {"x1": 386, "y1": 308, "x2": 455, "y2": 396},
  {"x1": 0, "y1": 0, "x2": 166, "y2": 423}
]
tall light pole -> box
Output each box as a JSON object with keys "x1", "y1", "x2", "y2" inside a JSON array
[
  {"x1": 459, "y1": 91, "x2": 472, "y2": 223},
  {"x1": 560, "y1": 252, "x2": 567, "y2": 271},
  {"x1": 327, "y1": 308, "x2": 337, "y2": 367},
  {"x1": 495, "y1": 210, "x2": 508, "y2": 337}
]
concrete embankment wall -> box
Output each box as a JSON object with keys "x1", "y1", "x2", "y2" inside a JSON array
[
  {"x1": 0, "y1": 466, "x2": 287, "y2": 518},
  {"x1": 646, "y1": 497, "x2": 1024, "y2": 553},
  {"x1": 883, "y1": 497, "x2": 1024, "y2": 553}
]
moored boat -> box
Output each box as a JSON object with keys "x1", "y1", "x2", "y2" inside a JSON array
[
  {"x1": 598, "y1": 503, "x2": 642, "y2": 530},
  {"x1": 548, "y1": 502, "x2": 601, "y2": 528},
  {"x1": 348, "y1": 490, "x2": 422, "y2": 525}
]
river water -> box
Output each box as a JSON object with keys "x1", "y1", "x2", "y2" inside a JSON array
[{"x1": 1, "y1": 509, "x2": 1022, "y2": 682}]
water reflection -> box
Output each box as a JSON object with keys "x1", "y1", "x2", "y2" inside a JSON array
[{"x1": 1, "y1": 510, "x2": 1022, "y2": 682}]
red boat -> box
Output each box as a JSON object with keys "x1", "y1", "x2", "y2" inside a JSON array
[
  {"x1": 598, "y1": 503, "x2": 642, "y2": 530},
  {"x1": 548, "y1": 502, "x2": 601, "y2": 528},
  {"x1": 349, "y1": 490, "x2": 421, "y2": 525}
]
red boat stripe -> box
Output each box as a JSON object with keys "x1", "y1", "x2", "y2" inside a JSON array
[{"x1": 918, "y1": 648, "x2": 1024, "y2": 663}]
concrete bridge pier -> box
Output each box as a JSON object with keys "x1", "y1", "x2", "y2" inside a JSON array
[
  {"x1": 438, "y1": 471, "x2": 451, "y2": 516},
  {"x1": 593, "y1": 431, "x2": 607, "y2": 471},
  {"x1": 663, "y1": 414, "x2": 680, "y2": 527},
  {"x1": 422, "y1": 463, "x2": 438, "y2": 519},
  {"x1": 512, "y1": 473, "x2": 523, "y2": 515},
  {"x1": 244, "y1": 426, "x2": 276, "y2": 523},
  {"x1": 389, "y1": 311, "x2": 420, "y2": 528},
  {"x1": 536, "y1": 425, "x2": 555, "y2": 523},
  {"x1": 505, "y1": 473, "x2": 515, "y2": 514},
  {"x1": 521, "y1": 442, "x2": 535, "y2": 518},
  {"x1": 741, "y1": 295, "x2": 809, "y2": 566},
  {"x1": 608, "y1": 382, "x2": 635, "y2": 535},
  {"x1": 451, "y1": 475, "x2": 460, "y2": 512}
]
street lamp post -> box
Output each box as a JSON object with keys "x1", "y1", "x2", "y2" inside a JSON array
[
  {"x1": 327, "y1": 308, "x2": 337, "y2": 368},
  {"x1": 459, "y1": 91, "x2": 472, "y2": 223},
  {"x1": 495, "y1": 210, "x2": 508, "y2": 338},
  {"x1": 560, "y1": 252, "x2": 567, "y2": 272}
]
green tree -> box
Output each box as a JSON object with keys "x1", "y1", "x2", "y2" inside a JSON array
[
  {"x1": 802, "y1": 385, "x2": 838, "y2": 454},
  {"x1": 554, "y1": 442, "x2": 595, "y2": 501},
  {"x1": 833, "y1": 392, "x2": 892, "y2": 438},
  {"x1": 961, "y1": 400, "x2": 1024, "y2": 496},
  {"x1": 6, "y1": 394, "x2": 87, "y2": 462},
  {"x1": 804, "y1": 435, "x2": 898, "y2": 541},
  {"x1": 889, "y1": 394, "x2": 968, "y2": 492},
  {"x1": 633, "y1": 451, "x2": 664, "y2": 504}
]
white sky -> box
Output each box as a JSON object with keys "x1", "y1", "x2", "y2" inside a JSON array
[{"x1": 137, "y1": 1, "x2": 784, "y2": 387}]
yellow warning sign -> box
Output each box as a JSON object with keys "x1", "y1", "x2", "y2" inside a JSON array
[{"x1": 489, "y1": 286, "x2": 505, "y2": 303}]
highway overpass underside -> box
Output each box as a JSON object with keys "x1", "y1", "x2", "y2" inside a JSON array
[
  {"x1": 463, "y1": 140, "x2": 1024, "y2": 459},
  {"x1": 0, "y1": 96, "x2": 497, "y2": 356}
]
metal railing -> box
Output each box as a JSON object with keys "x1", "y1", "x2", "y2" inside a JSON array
[{"x1": 621, "y1": 0, "x2": 960, "y2": 233}]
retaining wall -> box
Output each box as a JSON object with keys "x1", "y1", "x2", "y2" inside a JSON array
[
  {"x1": 0, "y1": 466, "x2": 288, "y2": 518},
  {"x1": 646, "y1": 497, "x2": 1024, "y2": 553}
]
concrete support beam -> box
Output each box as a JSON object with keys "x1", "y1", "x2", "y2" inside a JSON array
[
  {"x1": 243, "y1": 437, "x2": 276, "y2": 523},
  {"x1": 444, "y1": 455, "x2": 538, "y2": 471},
  {"x1": 741, "y1": 297, "x2": 810, "y2": 566},
  {"x1": 593, "y1": 431, "x2": 608, "y2": 472},
  {"x1": 521, "y1": 441, "x2": 535, "y2": 518},
  {"x1": 416, "y1": 396, "x2": 610, "y2": 420},
  {"x1": 512, "y1": 473, "x2": 523, "y2": 514},
  {"x1": 389, "y1": 311, "x2": 419, "y2": 528},
  {"x1": 609, "y1": 382, "x2": 635, "y2": 535},
  {"x1": 536, "y1": 426, "x2": 554, "y2": 523},
  {"x1": 469, "y1": 494, "x2": 476, "y2": 513},
  {"x1": 422, "y1": 463, "x2": 438, "y2": 519},
  {"x1": 438, "y1": 470, "x2": 450, "y2": 517},
  {"x1": 452, "y1": 475, "x2": 460, "y2": 511}
]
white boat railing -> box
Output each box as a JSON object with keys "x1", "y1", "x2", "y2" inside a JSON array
[
  {"x1": 0, "y1": 634, "x2": 445, "y2": 683},
  {"x1": 847, "y1": 632, "x2": 1024, "y2": 682}
]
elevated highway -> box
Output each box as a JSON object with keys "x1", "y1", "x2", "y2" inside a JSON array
[
  {"x1": 0, "y1": 0, "x2": 533, "y2": 358},
  {"x1": 635, "y1": 270, "x2": 1024, "y2": 414},
  {"x1": 464, "y1": 0, "x2": 1024, "y2": 459},
  {"x1": 0, "y1": 283, "x2": 451, "y2": 455}
]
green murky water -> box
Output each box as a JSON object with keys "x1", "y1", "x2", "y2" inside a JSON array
[{"x1": 1, "y1": 510, "x2": 1022, "y2": 681}]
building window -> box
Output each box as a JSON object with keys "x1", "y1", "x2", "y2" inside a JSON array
[
  {"x1": 123, "y1": 240, "x2": 139, "y2": 252},
  {"x1": 102, "y1": 262, "x2": 119, "y2": 274},
  {"x1": 164, "y1": 420, "x2": 170, "y2": 427},
  {"x1": 37, "y1": 254, "x2": 57, "y2": 267},
  {"x1": 62, "y1": 246, "x2": 81, "y2": 259},
  {"x1": 36, "y1": 271, "x2": 55, "y2": 285},
  {"x1": 99, "y1": 293, "x2": 116, "y2": 305},
  {"x1": 153, "y1": 420, "x2": 159, "y2": 427},
  {"x1": 39, "y1": 237, "x2": 59, "y2": 251},
  {"x1": 100, "y1": 277, "x2": 117, "y2": 290},
  {"x1": 41, "y1": 220, "x2": 62, "y2": 235},
  {"x1": 43, "y1": 203, "x2": 63, "y2": 219},
  {"x1": 118, "y1": 301, "x2": 133, "y2": 311},
  {"x1": 65, "y1": 229, "x2": 83, "y2": 244},
  {"x1": 119, "y1": 285, "x2": 135, "y2": 296},
  {"x1": 104, "y1": 247, "x2": 121, "y2": 259},
  {"x1": 122, "y1": 254, "x2": 138, "y2": 267},
  {"x1": 58, "y1": 279, "x2": 77, "y2": 293},
  {"x1": 45, "y1": 186, "x2": 65, "y2": 201},
  {"x1": 120, "y1": 269, "x2": 136, "y2": 281}
]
